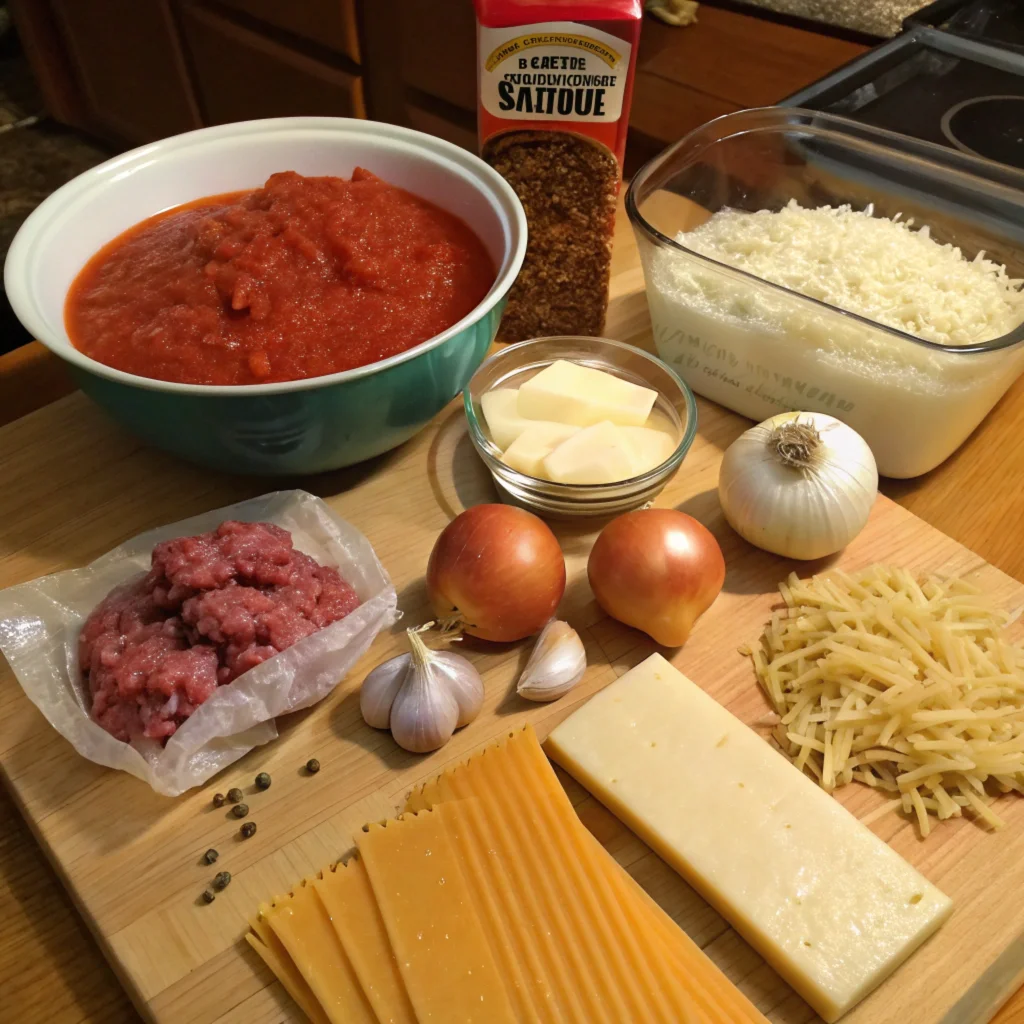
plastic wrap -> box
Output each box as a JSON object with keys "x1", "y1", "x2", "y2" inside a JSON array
[{"x1": 0, "y1": 490, "x2": 398, "y2": 796}]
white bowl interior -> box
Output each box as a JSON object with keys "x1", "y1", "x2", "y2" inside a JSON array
[{"x1": 6, "y1": 118, "x2": 522, "y2": 379}]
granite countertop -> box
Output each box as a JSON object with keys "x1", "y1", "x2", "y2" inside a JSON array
[{"x1": 729, "y1": 0, "x2": 930, "y2": 38}]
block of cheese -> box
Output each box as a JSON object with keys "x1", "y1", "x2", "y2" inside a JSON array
[
  {"x1": 501, "y1": 421, "x2": 579, "y2": 477},
  {"x1": 312, "y1": 858, "x2": 416, "y2": 1024},
  {"x1": 545, "y1": 654, "x2": 954, "y2": 1024},
  {"x1": 247, "y1": 914, "x2": 332, "y2": 1024},
  {"x1": 260, "y1": 881, "x2": 376, "y2": 1024},
  {"x1": 357, "y1": 811, "x2": 518, "y2": 1024},
  {"x1": 543, "y1": 421, "x2": 636, "y2": 484},
  {"x1": 407, "y1": 726, "x2": 770, "y2": 1024},
  {"x1": 620, "y1": 424, "x2": 677, "y2": 474},
  {"x1": 517, "y1": 360, "x2": 658, "y2": 428},
  {"x1": 480, "y1": 388, "x2": 546, "y2": 450}
]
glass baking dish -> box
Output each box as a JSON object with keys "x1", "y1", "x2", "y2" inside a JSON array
[{"x1": 626, "y1": 107, "x2": 1024, "y2": 478}]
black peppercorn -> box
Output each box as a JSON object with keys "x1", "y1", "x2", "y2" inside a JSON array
[
  {"x1": 203, "y1": 848, "x2": 219, "y2": 865},
  {"x1": 305, "y1": 758, "x2": 320, "y2": 775},
  {"x1": 212, "y1": 871, "x2": 231, "y2": 891},
  {"x1": 231, "y1": 803, "x2": 249, "y2": 818},
  {"x1": 212, "y1": 793, "x2": 226, "y2": 808},
  {"x1": 227, "y1": 787, "x2": 243, "y2": 804},
  {"x1": 255, "y1": 772, "x2": 271, "y2": 790},
  {"x1": 240, "y1": 821, "x2": 257, "y2": 839},
  {"x1": 201, "y1": 890, "x2": 215, "y2": 904}
]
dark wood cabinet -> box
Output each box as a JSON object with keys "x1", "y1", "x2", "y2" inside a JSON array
[
  {"x1": 212, "y1": 0, "x2": 361, "y2": 62},
  {"x1": 47, "y1": 0, "x2": 201, "y2": 141},
  {"x1": 11, "y1": 0, "x2": 868, "y2": 155},
  {"x1": 180, "y1": 4, "x2": 364, "y2": 125},
  {"x1": 401, "y1": 0, "x2": 476, "y2": 112}
]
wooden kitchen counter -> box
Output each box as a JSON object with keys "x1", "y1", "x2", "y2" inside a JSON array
[{"x1": 2, "y1": 205, "x2": 1024, "y2": 1024}]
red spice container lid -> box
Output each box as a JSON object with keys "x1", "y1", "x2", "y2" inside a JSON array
[{"x1": 474, "y1": 0, "x2": 643, "y2": 27}]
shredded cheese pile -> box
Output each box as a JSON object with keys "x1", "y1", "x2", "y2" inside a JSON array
[
  {"x1": 679, "y1": 201, "x2": 1024, "y2": 346},
  {"x1": 748, "y1": 566, "x2": 1024, "y2": 836}
]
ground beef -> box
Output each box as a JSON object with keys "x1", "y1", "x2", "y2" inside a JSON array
[{"x1": 80, "y1": 521, "x2": 360, "y2": 742}]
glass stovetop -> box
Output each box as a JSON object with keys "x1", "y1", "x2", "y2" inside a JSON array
[{"x1": 785, "y1": 0, "x2": 1024, "y2": 168}]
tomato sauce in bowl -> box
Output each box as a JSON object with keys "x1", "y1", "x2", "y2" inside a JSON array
[{"x1": 65, "y1": 169, "x2": 497, "y2": 386}]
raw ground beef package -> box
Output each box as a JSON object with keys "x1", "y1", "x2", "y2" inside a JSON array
[
  {"x1": 474, "y1": 0, "x2": 642, "y2": 341},
  {"x1": 0, "y1": 491, "x2": 397, "y2": 796},
  {"x1": 80, "y1": 519, "x2": 364, "y2": 743}
]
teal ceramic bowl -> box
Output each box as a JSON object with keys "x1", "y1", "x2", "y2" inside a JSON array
[{"x1": 4, "y1": 117, "x2": 526, "y2": 475}]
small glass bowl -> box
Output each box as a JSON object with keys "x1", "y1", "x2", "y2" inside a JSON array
[{"x1": 463, "y1": 336, "x2": 698, "y2": 517}]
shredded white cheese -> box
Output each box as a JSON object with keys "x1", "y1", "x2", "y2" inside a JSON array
[{"x1": 679, "y1": 201, "x2": 1024, "y2": 346}]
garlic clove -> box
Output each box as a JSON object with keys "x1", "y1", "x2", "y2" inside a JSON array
[
  {"x1": 360, "y1": 653, "x2": 410, "y2": 729},
  {"x1": 389, "y1": 665, "x2": 460, "y2": 753},
  {"x1": 517, "y1": 620, "x2": 587, "y2": 703},
  {"x1": 432, "y1": 650, "x2": 485, "y2": 727}
]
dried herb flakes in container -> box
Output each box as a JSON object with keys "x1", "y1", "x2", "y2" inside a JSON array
[{"x1": 473, "y1": 0, "x2": 642, "y2": 341}]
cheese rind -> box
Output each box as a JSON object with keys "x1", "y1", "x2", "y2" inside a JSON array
[
  {"x1": 545, "y1": 654, "x2": 954, "y2": 1024},
  {"x1": 517, "y1": 360, "x2": 658, "y2": 428}
]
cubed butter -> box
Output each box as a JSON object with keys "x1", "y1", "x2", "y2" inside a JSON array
[
  {"x1": 546, "y1": 654, "x2": 953, "y2": 1024},
  {"x1": 480, "y1": 389, "x2": 538, "y2": 450},
  {"x1": 620, "y1": 425, "x2": 677, "y2": 474},
  {"x1": 543, "y1": 421, "x2": 636, "y2": 485},
  {"x1": 501, "y1": 422, "x2": 580, "y2": 478},
  {"x1": 517, "y1": 360, "x2": 658, "y2": 428}
]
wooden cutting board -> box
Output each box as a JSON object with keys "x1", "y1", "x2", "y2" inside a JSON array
[{"x1": 3, "y1": 260, "x2": 1024, "y2": 1024}]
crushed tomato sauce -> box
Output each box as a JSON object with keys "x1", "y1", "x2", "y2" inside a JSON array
[{"x1": 65, "y1": 169, "x2": 497, "y2": 386}]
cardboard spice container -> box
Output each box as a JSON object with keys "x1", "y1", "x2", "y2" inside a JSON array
[{"x1": 473, "y1": 0, "x2": 643, "y2": 341}]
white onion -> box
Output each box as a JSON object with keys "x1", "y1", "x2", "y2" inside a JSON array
[{"x1": 718, "y1": 412, "x2": 878, "y2": 560}]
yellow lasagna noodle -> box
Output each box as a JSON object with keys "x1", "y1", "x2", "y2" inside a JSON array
[
  {"x1": 246, "y1": 914, "x2": 331, "y2": 1024},
  {"x1": 259, "y1": 881, "x2": 376, "y2": 1024},
  {"x1": 408, "y1": 726, "x2": 768, "y2": 1024},
  {"x1": 249, "y1": 727, "x2": 768, "y2": 1024},
  {"x1": 312, "y1": 856, "x2": 416, "y2": 1024},
  {"x1": 356, "y1": 809, "x2": 518, "y2": 1024}
]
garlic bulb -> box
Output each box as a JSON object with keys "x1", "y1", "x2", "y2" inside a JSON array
[
  {"x1": 360, "y1": 628, "x2": 484, "y2": 753},
  {"x1": 517, "y1": 620, "x2": 587, "y2": 702},
  {"x1": 718, "y1": 412, "x2": 878, "y2": 561}
]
